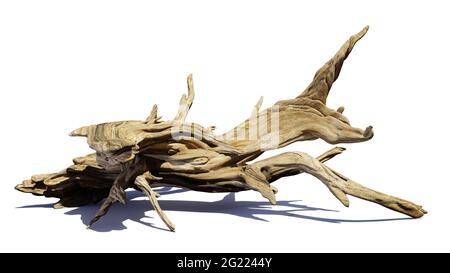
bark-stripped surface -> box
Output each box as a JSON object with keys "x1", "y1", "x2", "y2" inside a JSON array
[{"x1": 16, "y1": 26, "x2": 426, "y2": 231}]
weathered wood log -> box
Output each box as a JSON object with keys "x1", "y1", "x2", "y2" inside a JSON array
[{"x1": 15, "y1": 26, "x2": 426, "y2": 231}]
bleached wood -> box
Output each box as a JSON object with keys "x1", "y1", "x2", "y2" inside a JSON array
[{"x1": 16, "y1": 26, "x2": 426, "y2": 231}]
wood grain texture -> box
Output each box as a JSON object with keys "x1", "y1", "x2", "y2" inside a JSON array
[{"x1": 16, "y1": 26, "x2": 426, "y2": 231}]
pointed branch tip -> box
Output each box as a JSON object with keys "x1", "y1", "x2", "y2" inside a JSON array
[
  {"x1": 253, "y1": 96, "x2": 264, "y2": 113},
  {"x1": 174, "y1": 73, "x2": 195, "y2": 122},
  {"x1": 354, "y1": 25, "x2": 370, "y2": 42},
  {"x1": 297, "y1": 26, "x2": 371, "y2": 104},
  {"x1": 187, "y1": 73, "x2": 194, "y2": 96}
]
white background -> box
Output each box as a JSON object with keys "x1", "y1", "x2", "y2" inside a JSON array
[{"x1": 1, "y1": 0, "x2": 449, "y2": 252}]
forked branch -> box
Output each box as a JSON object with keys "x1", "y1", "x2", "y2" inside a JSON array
[{"x1": 135, "y1": 173, "x2": 175, "y2": 231}]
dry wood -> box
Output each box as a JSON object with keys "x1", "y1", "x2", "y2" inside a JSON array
[{"x1": 16, "y1": 26, "x2": 426, "y2": 231}]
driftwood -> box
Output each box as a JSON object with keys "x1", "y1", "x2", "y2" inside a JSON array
[{"x1": 16, "y1": 26, "x2": 426, "y2": 231}]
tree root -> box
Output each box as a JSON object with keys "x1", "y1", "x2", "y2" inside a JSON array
[{"x1": 16, "y1": 26, "x2": 426, "y2": 230}]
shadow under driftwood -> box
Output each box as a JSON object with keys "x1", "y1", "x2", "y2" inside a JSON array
[{"x1": 18, "y1": 187, "x2": 412, "y2": 232}]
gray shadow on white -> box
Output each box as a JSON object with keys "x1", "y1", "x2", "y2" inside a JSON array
[{"x1": 17, "y1": 186, "x2": 412, "y2": 232}]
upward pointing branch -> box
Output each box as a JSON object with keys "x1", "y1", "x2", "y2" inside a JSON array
[
  {"x1": 174, "y1": 73, "x2": 195, "y2": 122},
  {"x1": 145, "y1": 104, "x2": 159, "y2": 123},
  {"x1": 298, "y1": 26, "x2": 369, "y2": 104}
]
